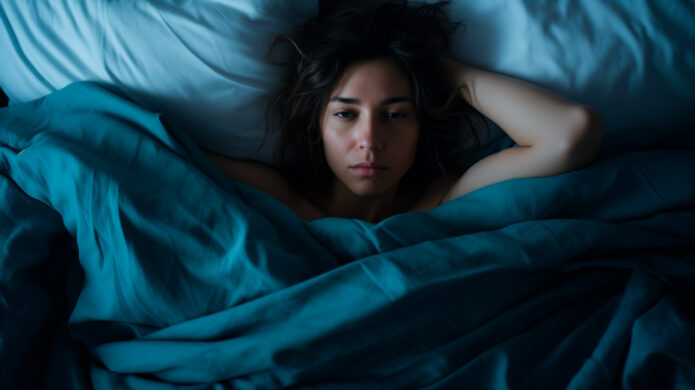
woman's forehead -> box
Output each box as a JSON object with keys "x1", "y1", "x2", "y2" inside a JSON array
[{"x1": 329, "y1": 59, "x2": 413, "y2": 102}]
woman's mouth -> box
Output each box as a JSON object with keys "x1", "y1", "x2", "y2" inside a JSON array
[{"x1": 350, "y1": 163, "x2": 389, "y2": 176}]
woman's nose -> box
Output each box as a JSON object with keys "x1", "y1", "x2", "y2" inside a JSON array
[
  {"x1": 358, "y1": 116, "x2": 384, "y2": 151},
  {"x1": 359, "y1": 140, "x2": 383, "y2": 151}
]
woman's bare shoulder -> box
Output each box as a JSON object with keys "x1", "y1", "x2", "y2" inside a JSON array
[
  {"x1": 204, "y1": 150, "x2": 325, "y2": 221},
  {"x1": 294, "y1": 186, "x2": 328, "y2": 221},
  {"x1": 406, "y1": 173, "x2": 458, "y2": 213}
]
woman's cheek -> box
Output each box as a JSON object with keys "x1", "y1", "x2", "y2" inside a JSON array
[
  {"x1": 325, "y1": 128, "x2": 351, "y2": 154},
  {"x1": 322, "y1": 132, "x2": 347, "y2": 168}
]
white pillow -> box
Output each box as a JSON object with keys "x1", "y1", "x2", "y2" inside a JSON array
[
  {"x1": 3, "y1": 1, "x2": 692, "y2": 161},
  {"x1": 0, "y1": 0, "x2": 318, "y2": 163},
  {"x1": 423, "y1": 0, "x2": 695, "y2": 153}
]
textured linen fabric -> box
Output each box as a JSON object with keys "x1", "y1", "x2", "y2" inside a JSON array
[{"x1": 0, "y1": 82, "x2": 693, "y2": 389}]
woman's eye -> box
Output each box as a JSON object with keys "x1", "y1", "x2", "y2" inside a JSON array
[
  {"x1": 335, "y1": 112, "x2": 356, "y2": 119},
  {"x1": 386, "y1": 112, "x2": 406, "y2": 119}
]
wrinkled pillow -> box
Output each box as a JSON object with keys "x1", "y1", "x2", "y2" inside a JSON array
[
  {"x1": 424, "y1": 0, "x2": 695, "y2": 155},
  {"x1": 0, "y1": 0, "x2": 317, "y2": 163}
]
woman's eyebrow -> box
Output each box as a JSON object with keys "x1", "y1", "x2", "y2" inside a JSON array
[{"x1": 328, "y1": 96, "x2": 413, "y2": 105}]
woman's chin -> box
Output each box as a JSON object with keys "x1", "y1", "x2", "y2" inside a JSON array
[{"x1": 348, "y1": 182, "x2": 395, "y2": 197}]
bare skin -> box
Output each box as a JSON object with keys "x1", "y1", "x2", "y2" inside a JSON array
[{"x1": 206, "y1": 58, "x2": 603, "y2": 223}]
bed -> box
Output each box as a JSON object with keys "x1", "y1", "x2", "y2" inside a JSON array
[{"x1": 1, "y1": 0, "x2": 694, "y2": 389}]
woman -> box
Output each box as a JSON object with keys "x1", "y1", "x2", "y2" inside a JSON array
[{"x1": 205, "y1": 1, "x2": 603, "y2": 223}]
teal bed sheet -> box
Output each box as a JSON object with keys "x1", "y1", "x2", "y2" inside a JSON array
[{"x1": 1, "y1": 82, "x2": 694, "y2": 389}]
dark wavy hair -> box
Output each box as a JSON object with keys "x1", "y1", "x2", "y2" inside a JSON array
[{"x1": 265, "y1": 0, "x2": 488, "y2": 192}]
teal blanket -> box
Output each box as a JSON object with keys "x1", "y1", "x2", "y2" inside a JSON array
[{"x1": 1, "y1": 82, "x2": 694, "y2": 389}]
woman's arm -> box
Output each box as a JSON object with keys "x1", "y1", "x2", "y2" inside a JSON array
[{"x1": 440, "y1": 58, "x2": 604, "y2": 202}]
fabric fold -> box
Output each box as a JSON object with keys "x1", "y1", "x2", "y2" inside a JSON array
[{"x1": 1, "y1": 81, "x2": 693, "y2": 389}]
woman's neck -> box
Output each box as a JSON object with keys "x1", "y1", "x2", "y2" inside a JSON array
[{"x1": 311, "y1": 178, "x2": 411, "y2": 223}]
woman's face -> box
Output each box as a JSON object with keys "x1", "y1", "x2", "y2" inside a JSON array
[{"x1": 320, "y1": 58, "x2": 420, "y2": 197}]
